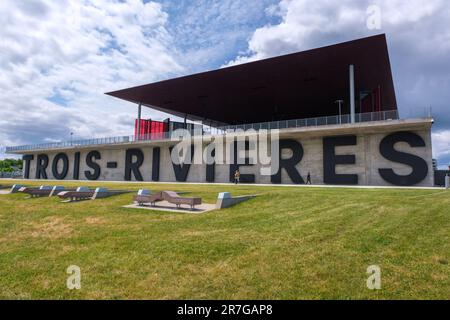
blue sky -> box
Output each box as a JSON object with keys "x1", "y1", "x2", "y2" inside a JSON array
[{"x1": 0, "y1": 0, "x2": 449, "y2": 168}]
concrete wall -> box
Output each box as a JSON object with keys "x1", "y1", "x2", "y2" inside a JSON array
[{"x1": 21, "y1": 120, "x2": 434, "y2": 187}]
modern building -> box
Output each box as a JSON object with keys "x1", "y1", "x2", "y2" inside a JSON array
[
  {"x1": 6, "y1": 34, "x2": 434, "y2": 187},
  {"x1": 432, "y1": 159, "x2": 438, "y2": 171}
]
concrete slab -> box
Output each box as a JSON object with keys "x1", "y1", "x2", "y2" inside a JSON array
[
  {"x1": 216, "y1": 194, "x2": 257, "y2": 209},
  {"x1": 123, "y1": 201, "x2": 216, "y2": 214}
]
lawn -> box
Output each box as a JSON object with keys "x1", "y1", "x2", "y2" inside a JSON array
[{"x1": 0, "y1": 179, "x2": 448, "y2": 299}]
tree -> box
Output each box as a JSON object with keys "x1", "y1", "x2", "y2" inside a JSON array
[{"x1": 0, "y1": 158, "x2": 22, "y2": 172}]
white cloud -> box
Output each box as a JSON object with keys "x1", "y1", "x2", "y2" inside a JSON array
[
  {"x1": 0, "y1": 0, "x2": 278, "y2": 160},
  {"x1": 225, "y1": 0, "x2": 449, "y2": 65},
  {"x1": 0, "y1": 0, "x2": 183, "y2": 154},
  {"x1": 159, "y1": 0, "x2": 277, "y2": 73},
  {"x1": 432, "y1": 130, "x2": 450, "y2": 167},
  {"x1": 223, "y1": 0, "x2": 450, "y2": 165}
]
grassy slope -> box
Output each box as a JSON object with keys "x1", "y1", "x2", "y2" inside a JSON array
[{"x1": 0, "y1": 180, "x2": 448, "y2": 299}]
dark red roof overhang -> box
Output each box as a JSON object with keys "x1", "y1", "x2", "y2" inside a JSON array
[{"x1": 106, "y1": 34, "x2": 397, "y2": 125}]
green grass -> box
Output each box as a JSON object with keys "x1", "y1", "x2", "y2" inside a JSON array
[{"x1": 0, "y1": 179, "x2": 449, "y2": 299}]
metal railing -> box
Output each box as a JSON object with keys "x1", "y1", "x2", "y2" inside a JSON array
[
  {"x1": 0, "y1": 171, "x2": 23, "y2": 179},
  {"x1": 217, "y1": 110, "x2": 399, "y2": 133},
  {"x1": 5, "y1": 110, "x2": 399, "y2": 153}
]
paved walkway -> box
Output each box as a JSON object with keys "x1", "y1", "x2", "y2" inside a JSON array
[
  {"x1": 123, "y1": 201, "x2": 216, "y2": 214},
  {"x1": 0, "y1": 178, "x2": 446, "y2": 191}
]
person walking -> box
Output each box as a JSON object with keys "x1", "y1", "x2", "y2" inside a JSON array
[
  {"x1": 306, "y1": 172, "x2": 312, "y2": 185},
  {"x1": 234, "y1": 169, "x2": 241, "y2": 185}
]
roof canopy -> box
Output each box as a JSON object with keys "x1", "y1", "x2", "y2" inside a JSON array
[{"x1": 106, "y1": 34, "x2": 397, "y2": 126}]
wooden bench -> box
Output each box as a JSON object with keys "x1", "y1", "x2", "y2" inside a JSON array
[
  {"x1": 133, "y1": 191, "x2": 202, "y2": 210},
  {"x1": 134, "y1": 192, "x2": 164, "y2": 206},
  {"x1": 19, "y1": 187, "x2": 44, "y2": 196},
  {"x1": 18, "y1": 187, "x2": 35, "y2": 193},
  {"x1": 162, "y1": 191, "x2": 202, "y2": 210},
  {"x1": 58, "y1": 191, "x2": 95, "y2": 202},
  {"x1": 20, "y1": 186, "x2": 67, "y2": 198},
  {"x1": 25, "y1": 189, "x2": 53, "y2": 198},
  {"x1": 133, "y1": 190, "x2": 202, "y2": 210}
]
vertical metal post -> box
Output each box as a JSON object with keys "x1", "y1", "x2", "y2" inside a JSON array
[
  {"x1": 335, "y1": 100, "x2": 343, "y2": 124},
  {"x1": 349, "y1": 65, "x2": 356, "y2": 124},
  {"x1": 445, "y1": 174, "x2": 449, "y2": 189},
  {"x1": 137, "y1": 102, "x2": 142, "y2": 140},
  {"x1": 339, "y1": 104, "x2": 342, "y2": 124}
]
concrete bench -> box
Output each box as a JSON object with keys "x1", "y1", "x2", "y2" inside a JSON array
[
  {"x1": 49, "y1": 186, "x2": 66, "y2": 197},
  {"x1": 215, "y1": 192, "x2": 256, "y2": 209},
  {"x1": 9, "y1": 184, "x2": 25, "y2": 193},
  {"x1": 9, "y1": 184, "x2": 23, "y2": 193}
]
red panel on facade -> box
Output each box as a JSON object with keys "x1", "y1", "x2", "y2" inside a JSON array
[
  {"x1": 361, "y1": 85, "x2": 383, "y2": 114},
  {"x1": 135, "y1": 119, "x2": 168, "y2": 139}
]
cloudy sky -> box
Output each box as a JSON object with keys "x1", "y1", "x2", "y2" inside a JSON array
[{"x1": 0, "y1": 0, "x2": 449, "y2": 167}]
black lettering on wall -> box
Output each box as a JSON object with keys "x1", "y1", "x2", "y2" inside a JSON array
[
  {"x1": 52, "y1": 153, "x2": 69, "y2": 180},
  {"x1": 206, "y1": 147, "x2": 215, "y2": 183},
  {"x1": 169, "y1": 145, "x2": 194, "y2": 182},
  {"x1": 152, "y1": 147, "x2": 160, "y2": 181},
  {"x1": 23, "y1": 155, "x2": 34, "y2": 179},
  {"x1": 378, "y1": 132, "x2": 428, "y2": 186},
  {"x1": 107, "y1": 162, "x2": 118, "y2": 169},
  {"x1": 271, "y1": 139, "x2": 304, "y2": 184},
  {"x1": 229, "y1": 140, "x2": 255, "y2": 183},
  {"x1": 73, "y1": 152, "x2": 81, "y2": 180},
  {"x1": 36, "y1": 154, "x2": 49, "y2": 179},
  {"x1": 125, "y1": 149, "x2": 144, "y2": 181},
  {"x1": 323, "y1": 135, "x2": 358, "y2": 185},
  {"x1": 84, "y1": 151, "x2": 101, "y2": 180}
]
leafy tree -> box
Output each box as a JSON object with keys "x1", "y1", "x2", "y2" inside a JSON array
[{"x1": 0, "y1": 158, "x2": 22, "y2": 172}]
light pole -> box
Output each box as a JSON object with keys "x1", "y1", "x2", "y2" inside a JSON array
[
  {"x1": 349, "y1": 65, "x2": 355, "y2": 123},
  {"x1": 70, "y1": 132, "x2": 74, "y2": 146},
  {"x1": 137, "y1": 102, "x2": 142, "y2": 140},
  {"x1": 335, "y1": 100, "x2": 344, "y2": 124}
]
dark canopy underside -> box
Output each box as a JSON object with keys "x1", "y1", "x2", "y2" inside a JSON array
[{"x1": 106, "y1": 34, "x2": 397, "y2": 126}]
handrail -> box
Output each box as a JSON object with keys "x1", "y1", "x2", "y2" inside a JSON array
[{"x1": 5, "y1": 110, "x2": 400, "y2": 153}]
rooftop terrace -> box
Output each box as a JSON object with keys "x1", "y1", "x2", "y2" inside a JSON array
[{"x1": 5, "y1": 110, "x2": 408, "y2": 154}]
